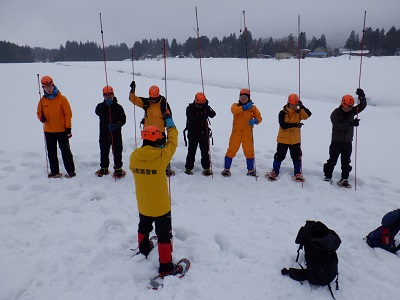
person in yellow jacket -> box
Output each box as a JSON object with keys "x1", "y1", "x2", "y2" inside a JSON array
[
  {"x1": 129, "y1": 81, "x2": 175, "y2": 176},
  {"x1": 221, "y1": 88, "x2": 262, "y2": 177},
  {"x1": 129, "y1": 116, "x2": 180, "y2": 277},
  {"x1": 36, "y1": 76, "x2": 76, "y2": 178},
  {"x1": 265, "y1": 94, "x2": 312, "y2": 182}
]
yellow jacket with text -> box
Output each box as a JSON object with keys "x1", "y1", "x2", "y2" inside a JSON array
[
  {"x1": 276, "y1": 105, "x2": 311, "y2": 145},
  {"x1": 129, "y1": 127, "x2": 178, "y2": 217}
]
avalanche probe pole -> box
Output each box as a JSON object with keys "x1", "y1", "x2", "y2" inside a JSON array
[
  {"x1": 195, "y1": 6, "x2": 213, "y2": 178},
  {"x1": 37, "y1": 74, "x2": 49, "y2": 176},
  {"x1": 298, "y1": 15, "x2": 304, "y2": 188},
  {"x1": 131, "y1": 47, "x2": 138, "y2": 149},
  {"x1": 242, "y1": 10, "x2": 257, "y2": 181},
  {"x1": 354, "y1": 11, "x2": 367, "y2": 191},
  {"x1": 99, "y1": 13, "x2": 116, "y2": 181}
]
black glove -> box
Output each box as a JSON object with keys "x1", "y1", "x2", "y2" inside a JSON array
[
  {"x1": 297, "y1": 100, "x2": 304, "y2": 108},
  {"x1": 353, "y1": 118, "x2": 360, "y2": 127},
  {"x1": 281, "y1": 268, "x2": 289, "y2": 276},
  {"x1": 162, "y1": 113, "x2": 172, "y2": 120},
  {"x1": 65, "y1": 128, "x2": 72, "y2": 139},
  {"x1": 295, "y1": 123, "x2": 304, "y2": 128},
  {"x1": 40, "y1": 114, "x2": 46, "y2": 123},
  {"x1": 130, "y1": 81, "x2": 136, "y2": 93},
  {"x1": 356, "y1": 88, "x2": 365, "y2": 98}
]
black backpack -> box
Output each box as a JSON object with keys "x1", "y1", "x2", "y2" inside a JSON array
[
  {"x1": 282, "y1": 221, "x2": 341, "y2": 299},
  {"x1": 366, "y1": 208, "x2": 400, "y2": 253}
]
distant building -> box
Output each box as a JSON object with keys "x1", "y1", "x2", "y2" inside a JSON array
[
  {"x1": 307, "y1": 51, "x2": 329, "y2": 58},
  {"x1": 275, "y1": 52, "x2": 293, "y2": 59}
]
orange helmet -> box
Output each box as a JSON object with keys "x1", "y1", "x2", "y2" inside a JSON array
[
  {"x1": 288, "y1": 94, "x2": 300, "y2": 105},
  {"x1": 240, "y1": 88, "x2": 250, "y2": 97},
  {"x1": 141, "y1": 126, "x2": 162, "y2": 142},
  {"x1": 41, "y1": 76, "x2": 54, "y2": 87},
  {"x1": 341, "y1": 94, "x2": 354, "y2": 108},
  {"x1": 195, "y1": 92, "x2": 206, "y2": 104},
  {"x1": 149, "y1": 85, "x2": 160, "y2": 98},
  {"x1": 102, "y1": 85, "x2": 114, "y2": 95}
]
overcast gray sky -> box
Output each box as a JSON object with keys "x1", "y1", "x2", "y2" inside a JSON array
[{"x1": 1, "y1": 0, "x2": 399, "y2": 49}]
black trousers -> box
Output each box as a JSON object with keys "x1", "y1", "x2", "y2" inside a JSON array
[
  {"x1": 99, "y1": 132, "x2": 123, "y2": 169},
  {"x1": 185, "y1": 133, "x2": 210, "y2": 170},
  {"x1": 45, "y1": 132, "x2": 75, "y2": 174},
  {"x1": 274, "y1": 143, "x2": 301, "y2": 162},
  {"x1": 138, "y1": 211, "x2": 172, "y2": 244},
  {"x1": 323, "y1": 141, "x2": 352, "y2": 179}
]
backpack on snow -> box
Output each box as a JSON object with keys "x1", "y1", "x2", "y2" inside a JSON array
[
  {"x1": 365, "y1": 208, "x2": 400, "y2": 253},
  {"x1": 281, "y1": 220, "x2": 341, "y2": 299}
]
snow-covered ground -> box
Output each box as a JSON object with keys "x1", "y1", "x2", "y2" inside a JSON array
[{"x1": 1, "y1": 55, "x2": 399, "y2": 300}]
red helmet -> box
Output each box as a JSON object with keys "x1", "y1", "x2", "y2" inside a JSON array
[
  {"x1": 41, "y1": 76, "x2": 54, "y2": 87},
  {"x1": 195, "y1": 92, "x2": 206, "y2": 104},
  {"x1": 240, "y1": 88, "x2": 250, "y2": 97},
  {"x1": 141, "y1": 126, "x2": 162, "y2": 142},
  {"x1": 102, "y1": 85, "x2": 114, "y2": 95},
  {"x1": 149, "y1": 85, "x2": 160, "y2": 98},
  {"x1": 341, "y1": 94, "x2": 354, "y2": 108},
  {"x1": 287, "y1": 94, "x2": 299, "y2": 105}
]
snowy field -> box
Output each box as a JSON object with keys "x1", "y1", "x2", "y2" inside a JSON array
[{"x1": 0, "y1": 55, "x2": 399, "y2": 300}]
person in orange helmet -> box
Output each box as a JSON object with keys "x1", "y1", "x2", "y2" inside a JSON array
[
  {"x1": 265, "y1": 94, "x2": 312, "y2": 182},
  {"x1": 129, "y1": 116, "x2": 184, "y2": 277},
  {"x1": 36, "y1": 75, "x2": 76, "y2": 178},
  {"x1": 323, "y1": 88, "x2": 367, "y2": 188},
  {"x1": 221, "y1": 88, "x2": 262, "y2": 177},
  {"x1": 95, "y1": 85, "x2": 126, "y2": 178},
  {"x1": 184, "y1": 92, "x2": 216, "y2": 176},
  {"x1": 129, "y1": 81, "x2": 175, "y2": 176}
]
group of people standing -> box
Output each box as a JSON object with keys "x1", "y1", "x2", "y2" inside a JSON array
[{"x1": 36, "y1": 75, "x2": 367, "y2": 276}]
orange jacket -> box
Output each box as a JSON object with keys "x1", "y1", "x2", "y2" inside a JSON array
[
  {"x1": 129, "y1": 127, "x2": 178, "y2": 217},
  {"x1": 129, "y1": 93, "x2": 171, "y2": 133},
  {"x1": 37, "y1": 91, "x2": 72, "y2": 133},
  {"x1": 276, "y1": 105, "x2": 311, "y2": 145},
  {"x1": 230, "y1": 102, "x2": 262, "y2": 136}
]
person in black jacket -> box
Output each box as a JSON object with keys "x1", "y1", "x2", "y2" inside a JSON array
[
  {"x1": 95, "y1": 86, "x2": 127, "y2": 178},
  {"x1": 323, "y1": 88, "x2": 367, "y2": 187},
  {"x1": 184, "y1": 92, "x2": 216, "y2": 176}
]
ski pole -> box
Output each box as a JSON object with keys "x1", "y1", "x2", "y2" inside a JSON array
[
  {"x1": 131, "y1": 47, "x2": 138, "y2": 149},
  {"x1": 242, "y1": 10, "x2": 257, "y2": 181},
  {"x1": 298, "y1": 15, "x2": 304, "y2": 188},
  {"x1": 99, "y1": 13, "x2": 116, "y2": 180},
  {"x1": 195, "y1": 6, "x2": 213, "y2": 178},
  {"x1": 354, "y1": 11, "x2": 367, "y2": 191},
  {"x1": 37, "y1": 73, "x2": 49, "y2": 176}
]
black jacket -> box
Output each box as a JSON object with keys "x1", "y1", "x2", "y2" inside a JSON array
[
  {"x1": 95, "y1": 97, "x2": 126, "y2": 139},
  {"x1": 330, "y1": 96, "x2": 367, "y2": 143},
  {"x1": 185, "y1": 100, "x2": 216, "y2": 135}
]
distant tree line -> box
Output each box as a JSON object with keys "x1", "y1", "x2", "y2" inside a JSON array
[{"x1": 1, "y1": 26, "x2": 399, "y2": 63}]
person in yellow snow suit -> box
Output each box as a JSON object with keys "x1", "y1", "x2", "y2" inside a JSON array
[
  {"x1": 36, "y1": 75, "x2": 76, "y2": 178},
  {"x1": 129, "y1": 81, "x2": 174, "y2": 176},
  {"x1": 221, "y1": 88, "x2": 262, "y2": 177},
  {"x1": 129, "y1": 115, "x2": 181, "y2": 277},
  {"x1": 265, "y1": 94, "x2": 312, "y2": 182}
]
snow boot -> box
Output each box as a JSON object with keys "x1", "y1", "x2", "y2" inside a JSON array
[
  {"x1": 221, "y1": 168, "x2": 231, "y2": 177},
  {"x1": 202, "y1": 168, "x2": 213, "y2": 176},
  {"x1": 95, "y1": 168, "x2": 110, "y2": 177}
]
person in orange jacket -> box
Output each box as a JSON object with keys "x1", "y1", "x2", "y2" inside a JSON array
[
  {"x1": 36, "y1": 76, "x2": 76, "y2": 178},
  {"x1": 265, "y1": 94, "x2": 312, "y2": 182},
  {"x1": 129, "y1": 115, "x2": 181, "y2": 277},
  {"x1": 221, "y1": 88, "x2": 262, "y2": 177},
  {"x1": 129, "y1": 81, "x2": 175, "y2": 176}
]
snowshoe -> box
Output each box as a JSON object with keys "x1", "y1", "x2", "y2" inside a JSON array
[
  {"x1": 184, "y1": 169, "x2": 194, "y2": 175},
  {"x1": 221, "y1": 169, "x2": 231, "y2": 177},
  {"x1": 113, "y1": 168, "x2": 126, "y2": 178},
  {"x1": 65, "y1": 171, "x2": 76, "y2": 178},
  {"x1": 337, "y1": 179, "x2": 351, "y2": 188},
  {"x1": 265, "y1": 170, "x2": 278, "y2": 181},
  {"x1": 247, "y1": 169, "x2": 256, "y2": 177},
  {"x1": 131, "y1": 235, "x2": 157, "y2": 258},
  {"x1": 95, "y1": 168, "x2": 110, "y2": 177},
  {"x1": 202, "y1": 169, "x2": 213, "y2": 176},
  {"x1": 149, "y1": 258, "x2": 190, "y2": 290},
  {"x1": 48, "y1": 172, "x2": 62, "y2": 178},
  {"x1": 323, "y1": 176, "x2": 332, "y2": 184},
  {"x1": 292, "y1": 173, "x2": 305, "y2": 182}
]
